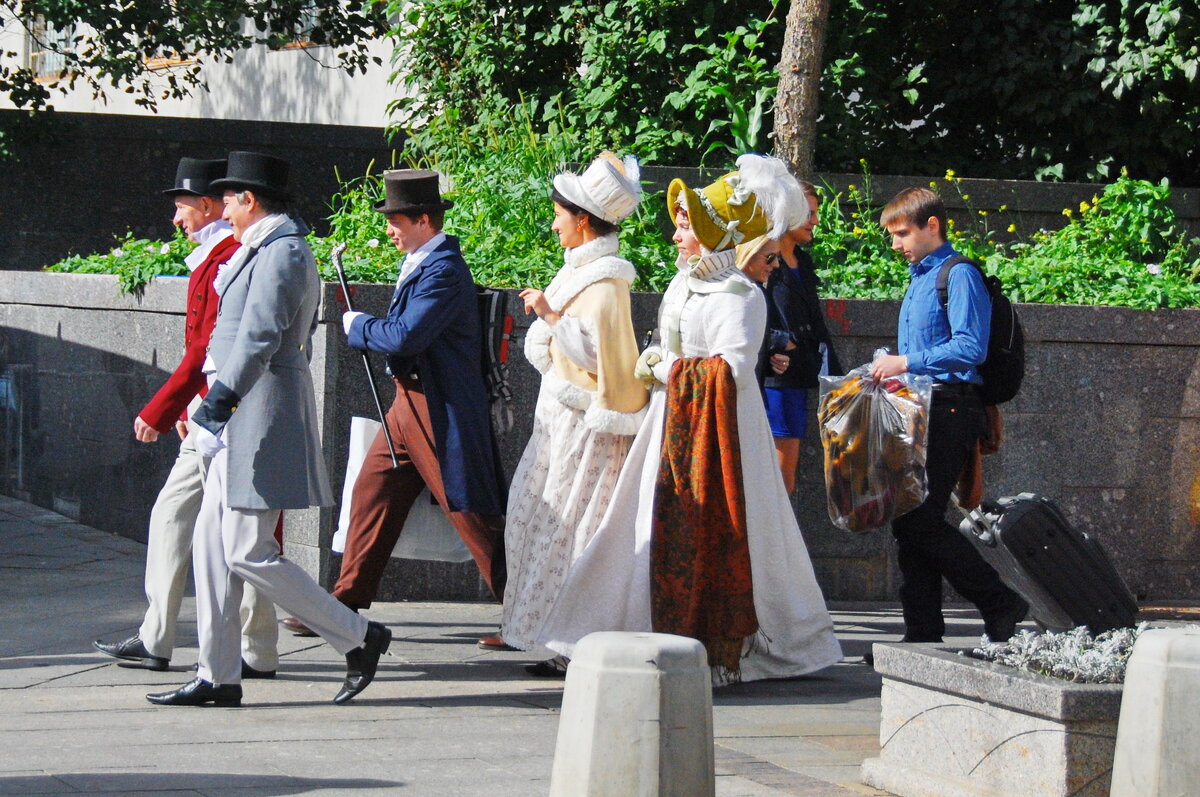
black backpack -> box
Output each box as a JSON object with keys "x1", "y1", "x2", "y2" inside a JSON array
[
  {"x1": 935, "y1": 256, "x2": 1025, "y2": 406},
  {"x1": 476, "y1": 286, "x2": 515, "y2": 434}
]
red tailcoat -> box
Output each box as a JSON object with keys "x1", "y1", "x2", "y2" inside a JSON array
[{"x1": 138, "y1": 233, "x2": 241, "y2": 433}]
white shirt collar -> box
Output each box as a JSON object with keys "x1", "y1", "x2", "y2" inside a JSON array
[{"x1": 184, "y1": 219, "x2": 233, "y2": 272}]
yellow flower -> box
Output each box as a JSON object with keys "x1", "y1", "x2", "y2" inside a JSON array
[
  {"x1": 977, "y1": 209, "x2": 988, "y2": 217},
  {"x1": 945, "y1": 169, "x2": 956, "y2": 179},
  {"x1": 929, "y1": 181, "x2": 938, "y2": 188},
  {"x1": 851, "y1": 212, "x2": 859, "y2": 219},
  {"x1": 852, "y1": 226, "x2": 865, "y2": 236},
  {"x1": 998, "y1": 204, "x2": 1008, "y2": 212},
  {"x1": 1006, "y1": 224, "x2": 1017, "y2": 233},
  {"x1": 848, "y1": 184, "x2": 857, "y2": 191},
  {"x1": 961, "y1": 194, "x2": 970, "y2": 201},
  {"x1": 1062, "y1": 208, "x2": 1073, "y2": 217},
  {"x1": 1079, "y1": 200, "x2": 1090, "y2": 213}
]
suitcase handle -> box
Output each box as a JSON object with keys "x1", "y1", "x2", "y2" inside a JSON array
[{"x1": 952, "y1": 494, "x2": 999, "y2": 547}]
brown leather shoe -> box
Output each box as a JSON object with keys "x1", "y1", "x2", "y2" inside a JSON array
[
  {"x1": 477, "y1": 633, "x2": 517, "y2": 651},
  {"x1": 281, "y1": 617, "x2": 317, "y2": 637}
]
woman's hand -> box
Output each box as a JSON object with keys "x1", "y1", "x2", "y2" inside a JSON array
[
  {"x1": 519, "y1": 288, "x2": 561, "y2": 325},
  {"x1": 770, "y1": 353, "x2": 790, "y2": 374}
]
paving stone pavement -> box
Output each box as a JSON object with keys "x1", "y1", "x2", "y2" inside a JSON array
[{"x1": 0, "y1": 495, "x2": 1005, "y2": 796}]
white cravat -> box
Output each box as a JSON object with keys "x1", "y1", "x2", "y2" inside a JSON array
[
  {"x1": 213, "y1": 213, "x2": 289, "y2": 297},
  {"x1": 184, "y1": 220, "x2": 233, "y2": 272}
]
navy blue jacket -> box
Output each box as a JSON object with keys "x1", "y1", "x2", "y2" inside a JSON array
[
  {"x1": 347, "y1": 235, "x2": 505, "y2": 514},
  {"x1": 760, "y1": 248, "x2": 843, "y2": 389}
]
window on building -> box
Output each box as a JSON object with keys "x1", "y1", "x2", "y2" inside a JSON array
[{"x1": 26, "y1": 15, "x2": 73, "y2": 81}]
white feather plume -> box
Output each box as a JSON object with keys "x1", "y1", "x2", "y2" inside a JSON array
[
  {"x1": 735, "y1": 153, "x2": 809, "y2": 239},
  {"x1": 623, "y1": 154, "x2": 643, "y2": 201}
]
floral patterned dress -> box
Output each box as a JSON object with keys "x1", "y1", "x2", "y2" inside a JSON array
[{"x1": 500, "y1": 236, "x2": 647, "y2": 651}]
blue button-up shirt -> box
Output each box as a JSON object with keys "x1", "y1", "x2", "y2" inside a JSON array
[{"x1": 897, "y1": 242, "x2": 990, "y2": 384}]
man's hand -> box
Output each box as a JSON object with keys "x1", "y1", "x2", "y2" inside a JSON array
[
  {"x1": 175, "y1": 421, "x2": 188, "y2": 441},
  {"x1": 519, "y1": 288, "x2": 561, "y2": 325},
  {"x1": 870, "y1": 354, "x2": 908, "y2": 380},
  {"x1": 770, "y1": 353, "x2": 790, "y2": 374},
  {"x1": 133, "y1": 416, "x2": 160, "y2": 443},
  {"x1": 342, "y1": 311, "x2": 365, "y2": 335}
]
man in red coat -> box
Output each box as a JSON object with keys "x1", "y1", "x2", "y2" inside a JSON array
[{"x1": 93, "y1": 158, "x2": 279, "y2": 675}]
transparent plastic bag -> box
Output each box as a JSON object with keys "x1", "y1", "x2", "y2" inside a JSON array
[{"x1": 817, "y1": 349, "x2": 933, "y2": 533}]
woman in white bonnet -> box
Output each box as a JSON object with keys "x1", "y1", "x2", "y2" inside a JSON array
[{"x1": 497, "y1": 152, "x2": 649, "y2": 676}]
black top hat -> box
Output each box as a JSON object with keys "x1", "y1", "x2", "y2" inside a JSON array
[
  {"x1": 374, "y1": 170, "x2": 455, "y2": 215},
  {"x1": 163, "y1": 157, "x2": 227, "y2": 197},
  {"x1": 209, "y1": 151, "x2": 292, "y2": 201}
]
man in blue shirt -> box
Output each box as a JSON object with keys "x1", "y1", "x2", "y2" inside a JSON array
[{"x1": 871, "y1": 187, "x2": 1027, "y2": 646}]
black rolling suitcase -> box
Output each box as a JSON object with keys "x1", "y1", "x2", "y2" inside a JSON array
[{"x1": 958, "y1": 492, "x2": 1138, "y2": 635}]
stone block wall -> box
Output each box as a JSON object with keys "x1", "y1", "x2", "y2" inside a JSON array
[{"x1": 3, "y1": 271, "x2": 1198, "y2": 602}]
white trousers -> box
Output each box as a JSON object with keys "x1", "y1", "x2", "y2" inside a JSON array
[
  {"x1": 194, "y1": 448, "x2": 368, "y2": 686},
  {"x1": 138, "y1": 419, "x2": 278, "y2": 669}
]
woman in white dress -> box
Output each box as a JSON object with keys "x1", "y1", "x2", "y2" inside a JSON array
[
  {"x1": 500, "y1": 153, "x2": 649, "y2": 675},
  {"x1": 538, "y1": 164, "x2": 843, "y2": 684}
]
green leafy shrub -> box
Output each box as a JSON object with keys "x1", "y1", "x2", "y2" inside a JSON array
[
  {"x1": 812, "y1": 168, "x2": 1200, "y2": 310},
  {"x1": 44, "y1": 157, "x2": 1200, "y2": 311},
  {"x1": 45, "y1": 228, "x2": 192, "y2": 298}
]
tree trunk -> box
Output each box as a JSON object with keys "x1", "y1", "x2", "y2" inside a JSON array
[{"x1": 773, "y1": 0, "x2": 830, "y2": 179}]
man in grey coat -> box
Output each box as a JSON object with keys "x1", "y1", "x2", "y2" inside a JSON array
[{"x1": 146, "y1": 151, "x2": 390, "y2": 708}]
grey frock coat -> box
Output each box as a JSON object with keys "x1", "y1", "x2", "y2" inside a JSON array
[{"x1": 194, "y1": 217, "x2": 334, "y2": 511}]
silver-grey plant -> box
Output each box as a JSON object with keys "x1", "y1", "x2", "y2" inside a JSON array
[{"x1": 967, "y1": 624, "x2": 1161, "y2": 684}]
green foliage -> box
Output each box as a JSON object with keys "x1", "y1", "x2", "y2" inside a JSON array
[
  {"x1": 385, "y1": 0, "x2": 782, "y2": 165},
  {"x1": 812, "y1": 168, "x2": 1200, "y2": 310},
  {"x1": 819, "y1": 0, "x2": 1200, "y2": 184},
  {"x1": 392, "y1": 113, "x2": 676, "y2": 291},
  {"x1": 0, "y1": 1, "x2": 388, "y2": 158},
  {"x1": 45, "y1": 228, "x2": 192, "y2": 298},
  {"x1": 45, "y1": 157, "x2": 1200, "y2": 311}
]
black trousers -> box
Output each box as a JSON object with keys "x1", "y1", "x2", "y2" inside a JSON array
[{"x1": 890, "y1": 389, "x2": 1018, "y2": 642}]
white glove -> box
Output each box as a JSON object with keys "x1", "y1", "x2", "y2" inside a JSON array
[
  {"x1": 634, "y1": 346, "x2": 663, "y2": 383},
  {"x1": 193, "y1": 425, "x2": 226, "y2": 458},
  {"x1": 650, "y1": 353, "x2": 676, "y2": 385},
  {"x1": 342, "y1": 311, "x2": 365, "y2": 335}
]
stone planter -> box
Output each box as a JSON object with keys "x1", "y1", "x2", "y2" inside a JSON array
[{"x1": 860, "y1": 643, "x2": 1123, "y2": 797}]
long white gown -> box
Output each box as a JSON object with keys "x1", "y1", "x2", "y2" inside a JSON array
[
  {"x1": 501, "y1": 237, "x2": 645, "y2": 651},
  {"x1": 537, "y1": 248, "x2": 843, "y2": 683}
]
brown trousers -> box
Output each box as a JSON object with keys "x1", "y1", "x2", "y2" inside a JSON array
[{"x1": 334, "y1": 377, "x2": 506, "y2": 608}]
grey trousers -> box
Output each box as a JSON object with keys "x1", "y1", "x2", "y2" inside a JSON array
[
  {"x1": 138, "y1": 419, "x2": 278, "y2": 669},
  {"x1": 193, "y1": 448, "x2": 368, "y2": 686}
]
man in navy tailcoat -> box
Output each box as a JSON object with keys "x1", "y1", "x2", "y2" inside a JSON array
[{"x1": 331, "y1": 169, "x2": 507, "y2": 614}]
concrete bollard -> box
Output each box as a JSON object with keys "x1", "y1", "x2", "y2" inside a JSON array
[
  {"x1": 548, "y1": 632, "x2": 714, "y2": 797},
  {"x1": 1110, "y1": 627, "x2": 1200, "y2": 796}
]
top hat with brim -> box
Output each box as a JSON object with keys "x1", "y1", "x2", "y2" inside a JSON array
[
  {"x1": 553, "y1": 151, "x2": 641, "y2": 224},
  {"x1": 162, "y1": 157, "x2": 227, "y2": 198},
  {"x1": 209, "y1": 151, "x2": 292, "y2": 201},
  {"x1": 667, "y1": 172, "x2": 768, "y2": 252},
  {"x1": 374, "y1": 170, "x2": 455, "y2": 215}
]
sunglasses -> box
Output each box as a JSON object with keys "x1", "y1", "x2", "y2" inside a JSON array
[{"x1": 763, "y1": 252, "x2": 781, "y2": 265}]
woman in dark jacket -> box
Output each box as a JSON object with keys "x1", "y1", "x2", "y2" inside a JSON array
[{"x1": 759, "y1": 181, "x2": 843, "y2": 493}]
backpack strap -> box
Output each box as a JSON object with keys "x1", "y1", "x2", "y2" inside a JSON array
[{"x1": 935, "y1": 255, "x2": 981, "y2": 310}]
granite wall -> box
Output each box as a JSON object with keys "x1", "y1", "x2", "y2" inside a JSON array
[{"x1": 3, "y1": 271, "x2": 1198, "y2": 602}]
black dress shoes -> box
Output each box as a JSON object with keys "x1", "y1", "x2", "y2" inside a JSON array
[
  {"x1": 146, "y1": 677, "x2": 242, "y2": 707},
  {"x1": 241, "y1": 659, "x2": 276, "y2": 679},
  {"x1": 524, "y1": 656, "x2": 569, "y2": 678},
  {"x1": 93, "y1": 635, "x2": 169, "y2": 671},
  {"x1": 334, "y1": 621, "x2": 392, "y2": 705},
  {"x1": 985, "y1": 595, "x2": 1030, "y2": 642}
]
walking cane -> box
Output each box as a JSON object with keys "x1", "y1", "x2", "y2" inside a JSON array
[{"x1": 331, "y1": 243, "x2": 399, "y2": 469}]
